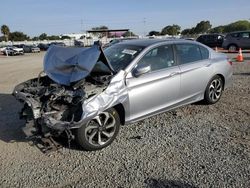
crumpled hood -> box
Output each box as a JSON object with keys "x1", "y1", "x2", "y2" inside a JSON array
[{"x1": 43, "y1": 44, "x2": 114, "y2": 86}]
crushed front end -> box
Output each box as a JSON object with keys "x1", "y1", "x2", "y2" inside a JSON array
[
  {"x1": 13, "y1": 73, "x2": 111, "y2": 151},
  {"x1": 12, "y1": 43, "x2": 115, "y2": 152}
]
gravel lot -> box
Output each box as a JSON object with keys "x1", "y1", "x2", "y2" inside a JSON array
[{"x1": 0, "y1": 53, "x2": 249, "y2": 188}]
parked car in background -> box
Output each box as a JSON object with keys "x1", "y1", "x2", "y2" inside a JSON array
[
  {"x1": 13, "y1": 44, "x2": 25, "y2": 49},
  {"x1": 103, "y1": 37, "x2": 138, "y2": 48},
  {"x1": 182, "y1": 37, "x2": 195, "y2": 41},
  {"x1": 50, "y1": 42, "x2": 66, "y2": 47},
  {"x1": 222, "y1": 31, "x2": 250, "y2": 51},
  {"x1": 0, "y1": 46, "x2": 8, "y2": 53},
  {"x1": 13, "y1": 39, "x2": 232, "y2": 151},
  {"x1": 196, "y1": 34, "x2": 224, "y2": 48},
  {"x1": 3, "y1": 46, "x2": 24, "y2": 56},
  {"x1": 74, "y1": 40, "x2": 84, "y2": 47},
  {"x1": 37, "y1": 43, "x2": 50, "y2": 51},
  {"x1": 23, "y1": 45, "x2": 40, "y2": 53}
]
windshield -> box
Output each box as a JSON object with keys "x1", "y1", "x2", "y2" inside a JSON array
[{"x1": 104, "y1": 44, "x2": 144, "y2": 72}]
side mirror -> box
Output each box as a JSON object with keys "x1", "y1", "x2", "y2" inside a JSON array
[{"x1": 133, "y1": 65, "x2": 151, "y2": 77}]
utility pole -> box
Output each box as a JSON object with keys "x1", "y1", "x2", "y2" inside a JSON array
[
  {"x1": 81, "y1": 19, "x2": 83, "y2": 33},
  {"x1": 143, "y1": 18, "x2": 146, "y2": 38}
]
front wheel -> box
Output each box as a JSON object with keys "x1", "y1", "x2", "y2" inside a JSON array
[
  {"x1": 75, "y1": 108, "x2": 120, "y2": 151},
  {"x1": 204, "y1": 75, "x2": 223, "y2": 104}
]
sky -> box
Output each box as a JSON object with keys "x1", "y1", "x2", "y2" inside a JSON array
[{"x1": 1, "y1": 0, "x2": 250, "y2": 37}]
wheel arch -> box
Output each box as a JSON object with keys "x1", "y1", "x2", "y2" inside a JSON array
[
  {"x1": 113, "y1": 103, "x2": 125, "y2": 125},
  {"x1": 216, "y1": 74, "x2": 225, "y2": 90},
  {"x1": 227, "y1": 43, "x2": 238, "y2": 50}
]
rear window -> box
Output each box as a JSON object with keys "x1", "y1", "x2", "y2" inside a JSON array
[
  {"x1": 176, "y1": 44, "x2": 202, "y2": 64},
  {"x1": 241, "y1": 32, "x2": 250, "y2": 38},
  {"x1": 176, "y1": 44, "x2": 210, "y2": 64},
  {"x1": 199, "y1": 46, "x2": 209, "y2": 59}
]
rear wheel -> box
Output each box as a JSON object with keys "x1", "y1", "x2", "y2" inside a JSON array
[
  {"x1": 75, "y1": 108, "x2": 120, "y2": 151},
  {"x1": 204, "y1": 75, "x2": 223, "y2": 104},
  {"x1": 228, "y1": 44, "x2": 237, "y2": 52}
]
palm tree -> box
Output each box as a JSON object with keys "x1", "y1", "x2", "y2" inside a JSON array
[{"x1": 1, "y1": 25, "x2": 10, "y2": 41}]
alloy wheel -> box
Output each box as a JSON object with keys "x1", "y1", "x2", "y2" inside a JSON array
[
  {"x1": 228, "y1": 45, "x2": 237, "y2": 52},
  {"x1": 85, "y1": 112, "x2": 116, "y2": 146},
  {"x1": 208, "y1": 78, "x2": 222, "y2": 102}
]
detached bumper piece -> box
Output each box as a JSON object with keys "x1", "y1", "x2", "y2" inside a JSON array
[{"x1": 20, "y1": 106, "x2": 63, "y2": 153}]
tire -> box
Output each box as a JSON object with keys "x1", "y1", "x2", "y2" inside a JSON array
[
  {"x1": 228, "y1": 44, "x2": 237, "y2": 52},
  {"x1": 204, "y1": 75, "x2": 224, "y2": 104},
  {"x1": 75, "y1": 108, "x2": 120, "y2": 151}
]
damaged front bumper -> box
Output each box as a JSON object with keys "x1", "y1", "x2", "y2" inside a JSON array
[
  {"x1": 13, "y1": 89, "x2": 41, "y2": 119},
  {"x1": 13, "y1": 70, "x2": 128, "y2": 136}
]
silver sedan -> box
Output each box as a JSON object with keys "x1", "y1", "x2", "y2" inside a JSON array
[{"x1": 13, "y1": 39, "x2": 233, "y2": 151}]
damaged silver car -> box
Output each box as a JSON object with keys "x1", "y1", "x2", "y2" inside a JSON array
[{"x1": 13, "y1": 39, "x2": 232, "y2": 151}]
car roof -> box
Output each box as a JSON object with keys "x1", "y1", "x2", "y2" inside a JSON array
[
  {"x1": 228, "y1": 30, "x2": 250, "y2": 34},
  {"x1": 119, "y1": 38, "x2": 188, "y2": 47},
  {"x1": 200, "y1": 33, "x2": 223, "y2": 36}
]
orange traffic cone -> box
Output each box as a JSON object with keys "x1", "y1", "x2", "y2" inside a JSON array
[{"x1": 237, "y1": 48, "x2": 244, "y2": 62}]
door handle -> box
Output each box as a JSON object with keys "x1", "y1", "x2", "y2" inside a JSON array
[
  {"x1": 205, "y1": 63, "x2": 212, "y2": 67},
  {"x1": 170, "y1": 72, "x2": 179, "y2": 77}
]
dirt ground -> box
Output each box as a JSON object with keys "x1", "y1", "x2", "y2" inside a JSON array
[{"x1": 0, "y1": 52, "x2": 249, "y2": 188}]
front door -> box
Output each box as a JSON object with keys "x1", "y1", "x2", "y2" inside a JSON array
[{"x1": 125, "y1": 44, "x2": 181, "y2": 122}]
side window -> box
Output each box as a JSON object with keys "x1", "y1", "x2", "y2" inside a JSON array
[
  {"x1": 231, "y1": 33, "x2": 240, "y2": 38},
  {"x1": 199, "y1": 46, "x2": 209, "y2": 59},
  {"x1": 241, "y1": 32, "x2": 250, "y2": 38},
  {"x1": 176, "y1": 44, "x2": 202, "y2": 64},
  {"x1": 137, "y1": 45, "x2": 175, "y2": 72}
]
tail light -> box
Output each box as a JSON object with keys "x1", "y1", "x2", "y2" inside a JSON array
[{"x1": 228, "y1": 60, "x2": 232, "y2": 66}]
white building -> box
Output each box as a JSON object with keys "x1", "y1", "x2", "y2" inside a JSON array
[{"x1": 61, "y1": 33, "x2": 92, "y2": 40}]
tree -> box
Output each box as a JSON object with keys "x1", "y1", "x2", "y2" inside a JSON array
[
  {"x1": 47, "y1": 35, "x2": 60, "y2": 40},
  {"x1": 209, "y1": 26, "x2": 224, "y2": 34},
  {"x1": 148, "y1": 31, "x2": 160, "y2": 36},
  {"x1": 1, "y1": 24, "x2": 10, "y2": 41},
  {"x1": 194, "y1": 20, "x2": 212, "y2": 34},
  {"x1": 122, "y1": 31, "x2": 136, "y2": 37},
  {"x1": 208, "y1": 20, "x2": 250, "y2": 34},
  {"x1": 32, "y1": 36, "x2": 39, "y2": 41},
  {"x1": 9, "y1": 31, "x2": 29, "y2": 41},
  {"x1": 0, "y1": 36, "x2": 5, "y2": 42},
  {"x1": 39, "y1": 33, "x2": 48, "y2": 40},
  {"x1": 161, "y1": 24, "x2": 181, "y2": 36},
  {"x1": 181, "y1": 29, "x2": 191, "y2": 36},
  {"x1": 61, "y1": 35, "x2": 71, "y2": 40},
  {"x1": 92, "y1": 25, "x2": 108, "y2": 31},
  {"x1": 91, "y1": 25, "x2": 109, "y2": 37},
  {"x1": 223, "y1": 20, "x2": 250, "y2": 33}
]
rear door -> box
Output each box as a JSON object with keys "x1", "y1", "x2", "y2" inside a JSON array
[
  {"x1": 175, "y1": 43, "x2": 212, "y2": 103},
  {"x1": 239, "y1": 32, "x2": 250, "y2": 49}
]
